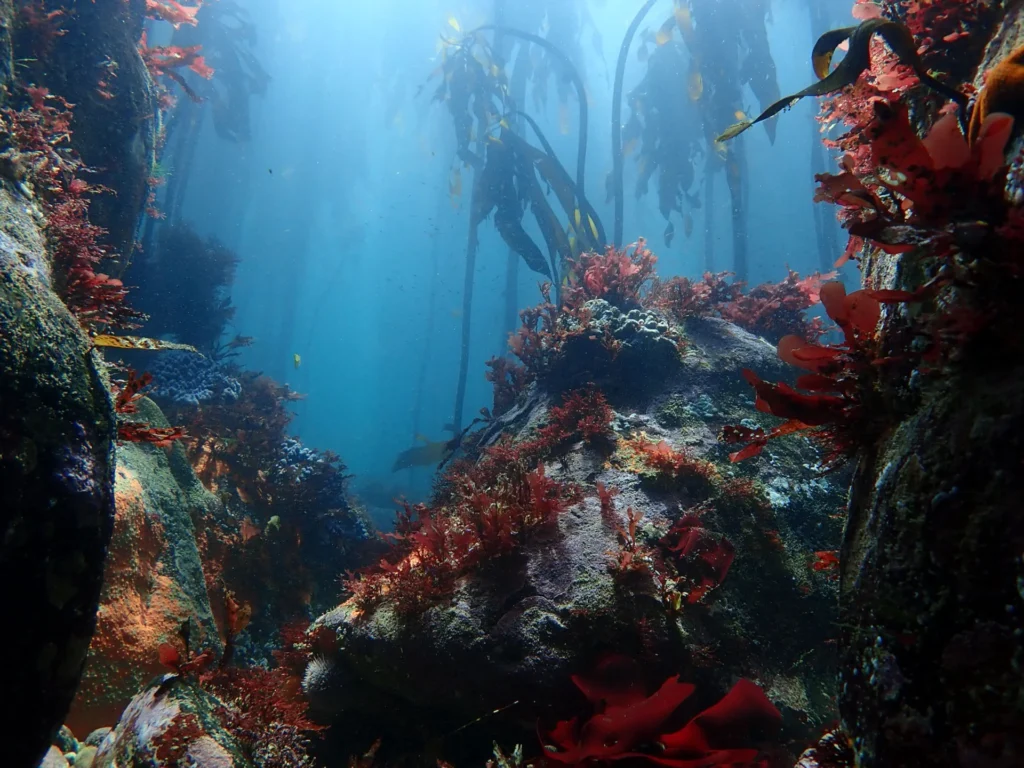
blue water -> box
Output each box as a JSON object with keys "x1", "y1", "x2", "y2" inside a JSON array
[{"x1": 169, "y1": 0, "x2": 855, "y2": 500}]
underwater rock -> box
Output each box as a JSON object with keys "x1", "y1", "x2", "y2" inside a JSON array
[
  {"x1": 0, "y1": 184, "x2": 117, "y2": 765},
  {"x1": 832, "y1": 11, "x2": 1024, "y2": 766},
  {"x1": 312, "y1": 315, "x2": 841, "y2": 748},
  {"x1": 68, "y1": 397, "x2": 223, "y2": 737},
  {"x1": 93, "y1": 675, "x2": 253, "y2": 768},
  {"x1": 549, "y1": 298, "x2": 683, "y2": 401},
  {"x1": 839, "y1": 361, "x2": 1024, "y2": 765},
  {"x1": 82, "y1": 729, "x2": 112, "y2": 749},
  {"x1": 53, "y1": 727, "x2": 78, "y2": 756},
  {"x1": 149, "y1": 350, "x2": 242, "y2": 406},
  {"x1": 37, "y1": 747, "x2": 69, "y2": 768},
  {"x1": 12, "y1": 0, "x2": 156, "y2": 260}
]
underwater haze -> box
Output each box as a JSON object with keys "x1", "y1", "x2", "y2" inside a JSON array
[{"x1": 173, "y1": 0, "x2": 851, "y2": 499}]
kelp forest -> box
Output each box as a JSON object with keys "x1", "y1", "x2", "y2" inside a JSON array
[{"x1": 3, "y1": 1, "x2": 1023, "y2": 768}]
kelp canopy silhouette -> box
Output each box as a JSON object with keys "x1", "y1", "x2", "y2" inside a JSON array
[
  {"x1": 427, "y1": 22, "x2": 607, "y2": 429},
  {"x1": 430, "y1": 26, "x2": 605, "y2": 280},
  {"x1": 611, "y1": 0, "x2": 780, "y2": 280}
]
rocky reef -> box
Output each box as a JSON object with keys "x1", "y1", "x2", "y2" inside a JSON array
[
  {"x1": 68, "y1": 397, "x2": 223, "y2": 736},
  {"x1": 306, "y1": 260, "x2": 845, "y2": 762}
]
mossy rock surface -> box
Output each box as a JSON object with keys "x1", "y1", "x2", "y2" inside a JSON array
[
  {"x1": 68, "y1": 397, "x2": 223, "y2": 736},
  {"x1": 0, "y1": 175, "x2": 118, "y2": 768}
]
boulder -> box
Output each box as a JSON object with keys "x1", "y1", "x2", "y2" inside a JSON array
[
  {"x1": 0, "y1": 181, "x2": 116, "y2": 767},
  {"x1": 93, "y1": 676, "x2": 252, "y2": 768},
  {"x1": 310, "y1": 313, "x2": 843, "y2": 754},
  {"x1": 68, "y1": 398, "x2": 223, "y2": 736}
]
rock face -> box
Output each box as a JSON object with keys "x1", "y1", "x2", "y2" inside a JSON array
[
  {"x1": 835, "y1": 10, "x2": 1024, "y2": 767},
  {"x1": 0, "y1": 186, "x2": 116, "y2": 767},
  {"x1": 68, "y1": 397, "x2": 224, "y2": 736},
  {"x1": 311, "y1": 316, "x2": 843, "y2": 753},
  {"x1": 93, "y1": 676, "x2": 253, "y2": 768},
  {"x1": 13, "y1": 0, "x2": 157, "y2": 260},
  {"x1": 1, "y1": 2, "x2": 157, "y2": 764}
]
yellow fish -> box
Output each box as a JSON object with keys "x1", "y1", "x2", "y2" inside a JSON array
[
  {"x1": 623, "y1": 137, "x2": 638, "y2": 157},
  {"x1": 655, "y1": 24, "x2": 672, "y2": 46},
  {"x1": 447, "y1": 16, "x2": 461, "y2": 32},
  {"x1": 293, "y1": 353, "x2": 301, "y2": 369},
  {"x1": 674, "y1": 6, "x2": 693, "y2": 32},
  {"x1": 450, "y1": 167, "x2": 462, "y2": 198},
  {"x1": 392, "y1": 435, "x2": 458, "y2": 471},
  {"x1": 688, "y1": 71, "x2": 703, "y2": 101},
  {"x1": 734, "y1": 110, "x2": 749, "y2": 122}
]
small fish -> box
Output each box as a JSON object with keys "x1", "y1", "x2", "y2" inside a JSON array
[
  {"x1": 293, "y1": 353, "x2": 301, "y2": 369},
  {"x1": 559, "y1": 103, "x2": 571, "y2": 135},
  {"x1": 268, "y1": 168, "x2": 273, "y2": 174},
  {"x1": 734, "y1": 110, "x2": 749, "y2": 122},
  {"x1": 655, "y1": 23, "x2": 672, "y2": 46},
  {"x1": 664, "y1": 220, "x2": 675, "y2": 247},
  {"x1": 688, "y1": 71, "x2": 703, "y2": 101},
  {"x1": 450, "y1": 167, "x2": 462, "y2": 199},
  {"x1": 684, "y1": 213, "x2": 694, "y2": 238},
  {"x1": 587, "y1": 214, "x2": 599, "y2": 242},
  {"x1": 392, "y1": 435, "x2": 458, "y2": 472},
  {"x1": 447, "y1": 16, "x2": 461, "y2": 33},
  {"x1": 623, "y1": 137, "x2": 638, "y2": 157},
  {"x1": 265, "y1": 515, "x2": 281, "y2": 535}
]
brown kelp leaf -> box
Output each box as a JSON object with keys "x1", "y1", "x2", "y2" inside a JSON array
[{"x1": 93, "y1": 334, "x2": 199, "y2": 353}]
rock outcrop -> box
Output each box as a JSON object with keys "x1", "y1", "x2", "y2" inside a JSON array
[
  {"x1": 310, "y1": 315, "x2": 844, "y2": 758},
  {"x1": 68, "y1": 397, "x2": 223, "y2": 736},
  {"x1": 0, "y1": 180, "x2": 116, "y2": 768}
]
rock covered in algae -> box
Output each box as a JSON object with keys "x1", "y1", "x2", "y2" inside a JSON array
[
  {"x1": 93, "y1": 676, "x2": 253, "y2": 768},
  {"x1": 310, "y1": 313, "x2": 843, "y2": 746},
  {"x1": 833, "y1": 11, "x2": 1024, "y2": 766},
  {"x1": 0, "y1": 184, "x2": 117, "y2": 766},
  {"x1": 68, "y1": 397, "x2": 224, "y2": 736}
]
